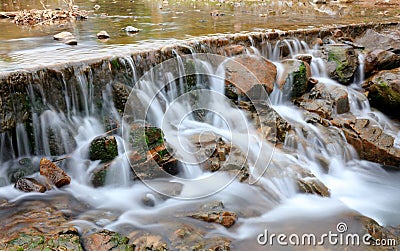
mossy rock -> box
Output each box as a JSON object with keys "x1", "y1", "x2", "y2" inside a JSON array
[
  {"x1": 89, "y1": 136, "x2": 118, "y2": 162},
  {"x1": 325, "y1": 44, "x2": 359, "y2": 85},
  {"x1": 82, "y1": 229, "x2": 134, "y2": 251},
  {"x1": 129, "y1": 125, "x2": 164, "y2": 151},
  {"x1": 7, "y1": 158, "x2": 39, "y2": 183},
  {"x1": 6, "y1": 232, "x2": 83, "y2": 251},
  {"x1": 280, "y1": 59, "x2": 310, "y2": 98},
  {"x1": 364, "y1": 68, "x2": 400, "y2": 119}
]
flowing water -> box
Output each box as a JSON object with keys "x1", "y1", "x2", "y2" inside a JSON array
[
  {"x1": 1, "y1": 34, "x2": 400, "y2": 250},
  {"x1": 1, "y1": 0, "x2": 399, "y2": 71}
]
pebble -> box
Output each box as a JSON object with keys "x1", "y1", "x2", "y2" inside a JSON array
[{"x1": 97, "y1": 30, "x2": 110, "y2": 39}]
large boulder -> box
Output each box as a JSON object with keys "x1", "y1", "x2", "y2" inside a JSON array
[
  {"x1": 224, "y1": 55, "x2": 277, "y2": 100},
  {"x1": 88, "y1": 135, "x2": 119, "y2": 162},
  {"x1": 297, "y1": 82, "x2": 350, "y2": 119},
  {"x1": 364, "y1": 49, "x2": 400, "y2": 76},
  {"x1": 336, "y1": 118, "x2": 400, "y2": 166},
  {"x1": 278, "y1": 59, "x2": 311, "y2": 98},
  {"x1": 356, "y1": 29, "x2": 400, "y2": 53},
  {"x1": 363, "y1": 68, "x2": 400, "y2": 119},
  {"x1": 324, "y1": 44, "x2": 359, "y2": 85}
]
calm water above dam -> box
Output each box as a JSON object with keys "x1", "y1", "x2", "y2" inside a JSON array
[{"x1": 0, "y1": 0, "x2": 399, "y2": 70}]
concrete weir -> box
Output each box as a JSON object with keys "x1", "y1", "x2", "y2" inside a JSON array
[{"x1": 0, "y1": 21, "x2": 398, "y2": 136}]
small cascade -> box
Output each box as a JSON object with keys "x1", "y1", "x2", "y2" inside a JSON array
[{"x1": 0, "y1": 33, "x2": 399, "y2": 250}]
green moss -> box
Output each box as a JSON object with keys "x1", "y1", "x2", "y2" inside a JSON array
[
  {"x1": 290, "y1": 62, "x2": 308, "y2": 98},
  {"x1": 368, "y1": 82, "x2": 400, "y2": 115},
  {"x1": 88, "y1": 136, "x2": 119, "y2": 162},
  {"x1": 110, "y1": 58, "x2": 121, "y2": 70}
]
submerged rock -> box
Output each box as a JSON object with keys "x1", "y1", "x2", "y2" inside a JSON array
[
  {"x1": 89, "y1": 135, "x2": 119, "y2": 162},
  {"x1": 39, "y1": 158, "x2": 71, "y2": 188},
  {"x1": 279, "y1": 59, "x2": 311, "y2": 98},
  {"x1": 7, "y1": 157, "x2": 39, "y2": 183},
  {"x1": 188, "y1": 201, "x2": 238, "y2": 228},
  {"x1": 363, "y1": 68, "x2": 400, "y2": 118},
  {"x1": 323, "y1": 44, "x2": 359, "y2": 85},
  {"x1": 83, "y1": 229, "x2": 134, "y2": 251},
  {"x1": 123, "y1": 26, "x2": 140, "y2": 33},
  {"x1": 97, "y1": 30, "x2": 110, "y2": 39},
  {"x1": 225, "y1": 55, "x2": 277, "y2": 100},
  {"x1": 14, "y1": 177, "x2": 47, "y2": 193}
]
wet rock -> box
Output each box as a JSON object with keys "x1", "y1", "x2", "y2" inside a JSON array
[
  {"x1": 339, "y1": 118, "x2": 400, "y2": 166},
  {"x1": 7, "y1": 157, "x2": 39, "y2": 183},
  {"x1": 356, "y1": 29, "x2": 400, "y2": 52},
  {"x1": 223, "y1": 44, "x2": 245, "y2": 56},
  {"x1": 83, "y1": 229, "x2": 134, "y2": 251},
  {"x1": 4, "y1": 230, "x2": 83, "y2": 251},
  {"x1": 298, "y1": 81, "x2": 350, "y2": 118},
  {"x1": 297, "y1": 177, "x2": 330, "y2": 197},
  {"x1": 188, "y1": 201, "x2": 238, "y2": 228},
  {"x1": 225, "y1": 55, "x2": 277, "y2": 100},
  {"x1": 279, "y1": 59, "x2": 311, "y2": 98},
  {"x1": 39, "y1": 157, "x2": 71, "y2": 188},
  {"x1": 97, "y1": 30, "x2": 110, "y2": 39},
  {"x1": 210, "y1": 10, "x2": 224, "y2": 16},
  {"x1": 323, "y1": 44, "x2": 359, "y2": 85},
  {"x1": 123, "y1": 26, "x2": 140, "y2": 33},
  {"x1": 362, "y1": 68, "x2": 400, "y2": 118},
  {"x1": 112, "y1": 82, "x2": 132, "y2": 112},
  {"x1": 127, "y1": 230, "x2": 168, "y2": 250},
  {"x1": 15, "y1": 177, "x2": 46, "y2": 193},
  {"x1": 364, "y1": 49, "x2": 400, "y2": 76},
  {"x1": 129, "y1": 126, "x2": 180, "y2": 179},
  {"x1": 295, "y1": 54, "x2": 312, "y2": 65},
  {"x1": 89, "y1": 135, "x2": 119, "y2": 162},
  {"x1": 333, "y1": 29, "x2": 344, "y2": 38},
  {"x1": 54, "y1": 31, "x2": 78, "y2": 45},
  {"x1": 170, "y1": 224, "x2": 231, "y2": 251}
]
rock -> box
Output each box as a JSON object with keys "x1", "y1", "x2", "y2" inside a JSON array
[
  {"x1": 54, "y1": 31, "x2": 78, "y2": 45},
  {"x1": 225, "y1": 55, "x2": 277, "y2": 100},
  {"x1": 112, "y1": 82, "x2": 132, "y2": 112},
  {"x1": 279, "y1": 59, "x2": 311, "y2": 98},
  {"x1": 297, "y1": 178, "x2": 330, "y2": 197},
  {"x1": 39, "y1": 158, "x2": 71, "y2": 188},
  {"x1": 53, "y1": 31, "x2": 73, "y2": 40},
  {"x1": 93, "y1": 4, "x2": 101, "y2": 10},
  {"x1": 127, "y1": 231, "x2": 168, "y2": 250},
  {"x1": 356, "y1": 29, "x2": 400, "y2": 53},
  {"x1": 128, "y1": 125, "x2": 180, "y2": 179},
  {"x1": 123, "y1": 26, "x2": 140, "y2": 33},
  {"x1": 97, "y1": 30, "x2": 110, "y2": 39},
  {"x1": 210, "y1": 10, "x2": 224, "y2": 16},
  {"x1": 188, "y1": 201, "x2": 238, "y2": 228},
  {"x1": 223, "y1": 44, "x2": 245, "y2": 56},
  {"x1": 364, "y1": 49, "x2": 400, "y2": 76},
  {"x1": 14, "y1": 177, "x2": 47, "y2": 193},
  {"x1": 333, "y1": 29, "x2": 344, "y2": 38},
  {"x1": 311, "y1": 82, "x2": 350, "y2": 114},
  {"x1": 363, "y1": 68, "x2": 400, "y2": 118},
  {"x1": 88, "y1": 135, "x2": 119, "y2": 162},
  {"x1": 339, "y1": 118, "x2": 400, "y2": 166},
  {"x1": 83, "y1": 229, "x2": 134, "y2": 251},
  {"x1": 295, "y1": 54, "x2": 312, "y2": 65},
  {"x1": 7, "y1": 158, "x2": 39, "y2": 183},
  {"x1": 324, "y1": 44, "x2": 359, "y2": 85}
]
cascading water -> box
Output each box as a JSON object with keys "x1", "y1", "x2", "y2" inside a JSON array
[{"x1": 0, "y1": 34, "x2": 399, "y2": 250}]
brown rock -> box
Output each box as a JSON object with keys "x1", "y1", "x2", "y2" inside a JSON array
[
  {"x1": 14, "y1": 178, "x2": 46, "y2": 193},
  {"x1": 189, "y1": 201, "x2": 238, "y2": 228},
  {"x1": 364, "y1": 49, "x2": 400, "y2": 76},
  {"x1": 223, "y1": 45, "x2": 245, "y2": 56},
  {"x1": 39, "y1": 158, "x2": 71, "y2": 188},
  {"x1": 295, "y1": 54, "x2": 312, "y2": 65},
  {"x1": 225, "y1": 55, "x2": 277, "y2": 99},
  {"x1": 83, "y1": 229, "x2": 134, "y2": 251},
  {"x1": 333, "y1": 29, "x2": 344, "y2": 38}
]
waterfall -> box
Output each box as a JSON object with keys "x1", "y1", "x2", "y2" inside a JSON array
[{"x1": 0, "y1": 34, "x2": 400, "y2": 250}]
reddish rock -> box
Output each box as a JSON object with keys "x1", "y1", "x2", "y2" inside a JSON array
[
  {"x1": 83, "y1": 229, "x2": 134, "y2": 251},
  {"x1": 225, "y1": 55, "x2": 277, "y2": 99},
  {"x1": 223, "y1": 45, "x2": 245, "y2": 56},
  {"x1": 14, "y1": 178, "x2": 46, "y2": 193},
  {"x1": 364, "y1": 49, "x2": 400, "y2": 76},
  {"x1": 39, "y1": 158, "x2": 71, "y2": 188},
  {"x1": 188, "y1": 201, "x2": 238, "y2": 228}
]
